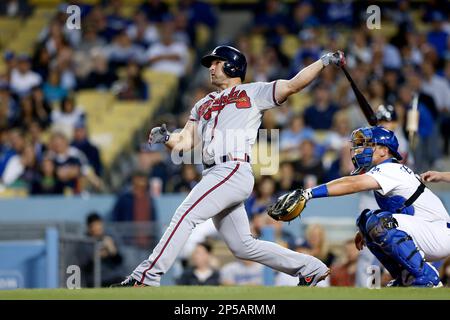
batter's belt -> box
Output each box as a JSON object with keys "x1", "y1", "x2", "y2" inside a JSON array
[{"x1": 203, "y1": 153, "x2": 250, "y2": 169}]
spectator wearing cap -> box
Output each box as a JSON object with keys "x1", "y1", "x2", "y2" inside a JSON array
[
  {"x1": 303, "y1": 83, "x2": 338, "y2": 130},
  {"x1": 77, "y1": 212, "x2": 125, "y2": 287},
  {"x1": 176, "y1": 242, "x2": 220, "y2": 286},
  {"x1": 9, "y1": 54, "x2": 42, "y2": 98},
  {"x1": 146, "y1": 18, "x2": 190, "y2": 78},
  {"x1": 71, "y1": 121, "x2": 102, "y2": 177}
]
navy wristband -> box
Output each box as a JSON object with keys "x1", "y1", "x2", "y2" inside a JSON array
[{"x1": 311, "y1": 184, "x2": 329, "y2": 198}]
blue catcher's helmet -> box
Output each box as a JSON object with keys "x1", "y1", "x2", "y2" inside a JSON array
[{"x1": 350, "y1": 126, "x2": 402, "y2": 175}]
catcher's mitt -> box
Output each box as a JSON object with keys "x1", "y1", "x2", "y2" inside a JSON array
[{"x1": 267, "y1": 189, "x2": 307, "y2": 222}]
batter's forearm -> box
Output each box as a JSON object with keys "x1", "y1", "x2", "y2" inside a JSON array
[
  {"x1": 288, "y1": 60, "x2": 324, "y2": 93},
  {"x1": 275, "y1": 60, "x2": 324, "y2": 103},
  {"x1": 165, "y1": 132, "x2": 194, "y2": 152}
]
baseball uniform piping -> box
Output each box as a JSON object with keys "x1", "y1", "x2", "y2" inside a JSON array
[{"x1": 139, "y1": 162, "x2": 240, "y2": 283}]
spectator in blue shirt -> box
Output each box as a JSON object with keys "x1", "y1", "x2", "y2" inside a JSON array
[
  {"x1": 303, "y1": 84, "x2": 338, "y2": 130},
  {"x1": 426, "y1": 11, "x2": 448, "y2": 59},
  {"x1": 71, "y1": 121, "x2": 102, "y2": 177},
  {"x1": 280, "y1": 114, "x2": 314, "y2": 153},
  {"x1": 111, "y1": 170, "x2": 158, "y2": 223},
  {"x1": 252, "y1": 0, "x2": 289, "y2": 46},
  {"x1": 138, "y1": 0, "x2": 169, "y2": 23}
]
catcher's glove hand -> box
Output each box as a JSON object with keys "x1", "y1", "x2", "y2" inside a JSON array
[{"x1": 267, "y1": 189, "x2": 310, "y2": 222}]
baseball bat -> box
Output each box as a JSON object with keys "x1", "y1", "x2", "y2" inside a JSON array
[
  {"x1": 407, "y1": 93, "x2": 419, "y2": 151},
  {"x1": 341, "y1": 66, "x2": 378, "y2": 126}
]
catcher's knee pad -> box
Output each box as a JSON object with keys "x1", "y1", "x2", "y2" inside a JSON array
[
  {"x1": 366, "y1": 242, "x2": 402, "y2": 280},
  {"x1": 362, "y1": 210, "x2": 440, "y2": 286}
]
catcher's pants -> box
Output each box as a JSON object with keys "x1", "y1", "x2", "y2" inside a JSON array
[{"x1": 132, "y1": 161, "x2": 327, "y2": 286}]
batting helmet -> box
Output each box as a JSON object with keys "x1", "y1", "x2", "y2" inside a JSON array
[
  {"x1": 201, "y1": 45, "x2": 247, "y2": 81},
  {"x1": 376, "y1": 104, "x2": 398, "y2": 122}
]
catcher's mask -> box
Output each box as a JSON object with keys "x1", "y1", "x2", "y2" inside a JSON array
[{"x1": 350, "y1": 126, "x2": 402, "y2": 175}]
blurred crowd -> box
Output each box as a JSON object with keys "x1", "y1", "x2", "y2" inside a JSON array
[{"x1": 0, "y1": 0, "x2": 217, "y2": 194}]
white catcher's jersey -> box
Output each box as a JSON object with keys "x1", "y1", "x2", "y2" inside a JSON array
[
  {"x1": 189, "y1": 81, "x2": 282, "y2": 165},
  {"x1": 366, "y1": 161, "x2": 450, "y2": 223}
]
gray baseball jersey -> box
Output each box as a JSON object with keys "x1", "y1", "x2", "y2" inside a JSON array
[
  {"x1": 189, "y1": 82, "x2": 281, "y2": 164},
  {"x1": 131, "y1": 81, "x2": 327, "y2": 286}
]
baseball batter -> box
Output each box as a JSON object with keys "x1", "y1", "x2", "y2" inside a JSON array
[
  {"x1": 272, "y1": 126, "x2": 450, "y2": 287},
  {"x1": 112, "y1": 46, "x2": 346, "y2": 287}
]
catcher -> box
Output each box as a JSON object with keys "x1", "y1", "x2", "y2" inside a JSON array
[{"x1": 268, "y1": 126, "x2": 450, "y2": 287}]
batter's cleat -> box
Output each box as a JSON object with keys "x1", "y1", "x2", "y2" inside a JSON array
[
  {"x1": 110, "y1": 276, "x2": 147, "y2": 288},
  {"x1": 386, "y1": 278, "x2": 403, "y2": 287},
  {"x1": 298, "y1": 268, "x2": 330, "y2": 287}
]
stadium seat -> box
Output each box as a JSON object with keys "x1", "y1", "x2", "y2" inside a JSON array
[
  {"x1": 289, "y1": 93, "x2": 312, "y2": 113},
  {"x1": 281, "y1": 35, "x2": 300, "y2": 59}
]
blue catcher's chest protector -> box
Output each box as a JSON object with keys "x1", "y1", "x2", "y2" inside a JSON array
[
  {"x1": 373, "y1": 192, "x2": 415, "y2": 215},
  {"x1": 370, "y1": 159, "x2": 422, "y2": 215}
]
